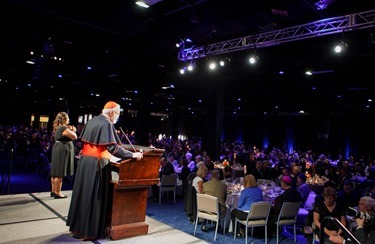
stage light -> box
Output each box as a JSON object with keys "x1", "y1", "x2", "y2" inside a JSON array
[
  {"x1": 176, "y1": 41, "x2": 184, "y2": 48},
  {"x1": 219, "y1": 57, "x2": 230, "y2": 67},
  {"x1": 334, "y1": 41, "x2": 348, "y2": 53},
  {"x1": 176, "y1": 38, "x2": 192, "y2": 48},
  {"x1": 208, "y1": 61, "x2": 217, "y2": 70},
  {"x1": 135, "y1": 1, "x2": 150, "y2": 8},
  {"x1": 249, "y1": 54, "x2": 259, "y2": 64}
]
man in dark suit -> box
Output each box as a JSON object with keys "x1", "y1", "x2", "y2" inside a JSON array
[
  {"x1": 158, "y1": 156, "x2": 175, "y2": 178},
  {"x1": 336, "y1": 166, "x2": 352, "y2": 191},
  {"x1": 267, "y1": 175, "x2": 302, "y2": 235},
  {"x1": 252, "y1": 160, "x2": 264, "y2": 180},
  {"x1": 151, "y1": 156, "x2": 175, "y2": 201}
]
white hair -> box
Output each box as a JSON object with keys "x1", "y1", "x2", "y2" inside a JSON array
[
  {"x1": 186, "y1": 152, "x2": 193, "y2": 160},
  {"x1": 102, "y1": 104, "x2": 120, "y2": 115},
  {"x1": 196, "y1": 161, "x2": 205, "y2": 169}
]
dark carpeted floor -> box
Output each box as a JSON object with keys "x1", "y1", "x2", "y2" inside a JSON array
[{"x1": 146, "y1": 194, "x2": 309, "y2": 243}]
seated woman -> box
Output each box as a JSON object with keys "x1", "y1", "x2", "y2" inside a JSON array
[
  {"x1": 313, "y1": 186, "x2": 347, "y2": 243},
  {"x1": 230, "y1": 174, "x2": 263, "y2": 236},
  {"x1": 192, "y1": 165, "x2": 208, "y2": 194}
]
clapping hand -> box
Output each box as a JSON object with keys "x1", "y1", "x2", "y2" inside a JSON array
[{"x1": 68, "y1": 125, "x2": 77, "y2": 132}]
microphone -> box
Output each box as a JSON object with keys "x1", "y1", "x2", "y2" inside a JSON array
[{"x1": 118, "y1": 127, "x2": 137, "y2": 152}]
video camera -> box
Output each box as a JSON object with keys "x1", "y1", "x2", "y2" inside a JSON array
[{"x1": 346, "y1": 207, "x2": 373, "y2": 222}]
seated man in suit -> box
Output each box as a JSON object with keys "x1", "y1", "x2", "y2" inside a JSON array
[
  {"x1": 267, "y1": 175, "x2": 302, "y2": 235},
  {"x1": 202, "y1": 169, "x2": 228, "y2": 231},
  {"x1": 151, "y1": 156, "x2": 175, "y2": 201}
]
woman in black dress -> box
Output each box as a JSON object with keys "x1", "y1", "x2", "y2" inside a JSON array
[
  {"x1": 313, "y1": 186, "x2": 347, "y2": 243},
  {"x1": 50, "y1": 112, "x2": 77, "y2": 198}
]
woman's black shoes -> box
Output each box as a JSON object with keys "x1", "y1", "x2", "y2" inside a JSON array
[
  {"x1": 54, "y1": 194, "x2": 68, "y2": 199},
  {"x1": 51, "y1": 192, "x2": 67, "y2": 199}
]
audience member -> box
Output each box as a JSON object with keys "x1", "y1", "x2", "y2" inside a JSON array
[
  {"x1": 193, "y1": 166, "x2": 208, "y2": 194},
  {"x1": 205, "y1": 155, "x2": 215, "y2": 171},
  {"x1": 337, "y1": 180, "x2": 361, "y2": 209},
  {"x1": 243, "y1": 153, "x2": 256, "y2": 176},
  {"x1": 315, "y1": 181, "x2": 336, "y2": 207},
  {"x1": 276, "y1": 166, "x2": 290, "y2": 186},
  {"x1": 186, "y1": 152, "x2": 196, "y2": 172},
  {"x1": 268, "y1": 176, "x2": 302, "y2": 235},
  {"x1": 252, "y1": 160, "x2": 264, "y2": 180},
  {"x1": 336, "y1": 166, "x2": 352, "y2": 191},
  {"x1": 290, "y1": 165, "x2": 301, "y2": 187},
  {"x1": 330, "y1": 211, "x2": 375, "y2": 243},
  {"x1": 202, "y1": 169, "x2": 227, "y2": 231},
  {"x1": 230, "y1": 174, "x2": 263, "y2": 236},
  {"x1": 151, "y1": 156, "x2": 175, "y2": 201},
  {"x1": 179, "y1": 158, "x2": 191, "y2": 191},
  {"x1": 347, "y1": 196, "x2": 375, "y2": 231},
  {"x1": 297, "y1": 173, "x2": 311, "y2": 206},
  {"x1": 261, "y1": 160, "x2": 272, "y2": 180},
  {"x1": 168, "y1": 154, "x2": 182, "y2": 174},
  {"x1": 313, "y1": 187, "x2": 346, "y2": 243},
  {"x1": 194, "y1": 155, "x2": 204, "y2": 172}
]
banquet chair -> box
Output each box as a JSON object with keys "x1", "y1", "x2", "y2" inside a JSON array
[
  {"x1": 298, "y1": 191, "x2": 316, "y2": 224},
  {"x1": 275, "y1": 201, "x2": 302, "y2": 244},
  {"x1": 158, "y1": 174, "x2": 178, "y2": 204},
  {"x1": 194, "y1": 194, "x2": 226, "y2": 241},
  {"x1": 234, "y1": 201, "x2": 272, "y2": 244}
]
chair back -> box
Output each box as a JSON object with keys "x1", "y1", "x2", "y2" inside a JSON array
[
  {"x1": 160, "y1": 174, "x2": 178, "y2": 187},
  {"x1": 247, "y1": 201, "x2": 272, "y2": 221},
  {"x1": 278, "y1": 201, "x2": 301, "y2": 221},
  {"x1": 304, "y1": 191, "x2": 317, "y2": 210},
  {"x1": 159, "y1": 174, "x2": 178, "y2": 204},
  {"x1": 276, "y1": 201, "x2": 301, "y2": 244},
  {"x1": 194, "y1": 194, "x2": 225, "y2": 241},
  {"x1": 197, "y1": 194, "x2": 218, "y2": 213}
]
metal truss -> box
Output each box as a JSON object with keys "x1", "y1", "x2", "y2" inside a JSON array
[{"x1": 177, "y1": 9, "x2": 375, "y2": 61}]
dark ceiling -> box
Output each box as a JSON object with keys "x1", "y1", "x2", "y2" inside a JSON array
[{"x1": 1, "y1": 0, "x2": 375, "y2": 120}]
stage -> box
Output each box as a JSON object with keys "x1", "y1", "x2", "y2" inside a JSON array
[{"x1": 0, "y1": 190, "x2": 208, "y2": 244}]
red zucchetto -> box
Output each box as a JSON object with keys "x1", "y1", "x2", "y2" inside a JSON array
[
  {"x1": 103, "y1": 101, "x2": 118, "y2": 109},
  {"x1": 281, "y1": 176, "x2": 292, "y2": 185}
]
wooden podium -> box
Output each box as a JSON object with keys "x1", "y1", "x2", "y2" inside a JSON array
[{"x1": 108, "y1": 145, "x2": 164, "y2": 240}]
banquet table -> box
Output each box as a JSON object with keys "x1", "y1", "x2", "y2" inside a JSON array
[{"x1": 306, "y1": 175, "x2": 328, "y2": 195}]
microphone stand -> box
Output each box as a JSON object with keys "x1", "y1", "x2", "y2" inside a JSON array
[{"x1": 118, "y1": 127, "x2": 140, "y2": 152}]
